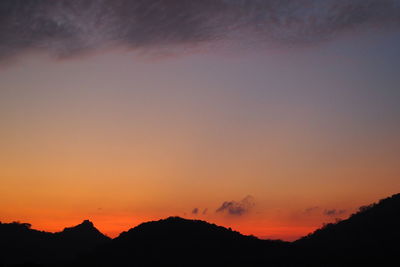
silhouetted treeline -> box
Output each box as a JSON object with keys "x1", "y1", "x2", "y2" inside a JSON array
[
  {"x1": 293, "y1": 193, "x2": 400, "y2": 266},
  {"x1": 78, "y1": 217, "x2": 290, "y2": 267},
  {"x1": 0, "y1": 220, "x2": 110, "y2": 266},
  {"x1": 1, "y1": 193, "x2": 400, "y2": 267}
]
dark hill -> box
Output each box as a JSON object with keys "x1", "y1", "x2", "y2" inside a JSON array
[
  {"x1": 117, "y1": 216, "x2": 258, "y2": 241},
  {"x1": 0, "y1": 220, "x2": 110, "y2": 266},
  {"x1": 294, "y1": 193, "x2": 400, "y2": 266},
  {"x1": 0, "y1": 222, "x2": 52, "y2": 265},
  {"x1": 79, "y1": 217, "x2": 289, "y2": 267},
  {"x1": 56, "y1": 219, "x2": 110, "y2": 247},
  {"x1": 53, "y1": 220, "x2": 111, "y2": 263}
]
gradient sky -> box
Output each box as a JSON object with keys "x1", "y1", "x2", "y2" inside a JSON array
[{"x1": 1, "y1": 0, "x2": 400, "y2": 241}]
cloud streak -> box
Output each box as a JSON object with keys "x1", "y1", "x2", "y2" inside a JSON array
[{"x1": 1, "y1": 0, "x2": 400, "y2": 61}]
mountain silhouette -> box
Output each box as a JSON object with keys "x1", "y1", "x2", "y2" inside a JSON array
[
  {"x1": 56, "y1": 219, "x2": 110, "y2": 247},
  {"x1": 293, "y1": 193, "x2": 400, "y2": 266},
  {"x1": 78, "y1": 216, "x2": 289, "y2": 266},
  {"x1": 1, "y1": 193, "x2": 400, "y2": 266},
  {"x1": 0, "y1": 220, "x2": 110, "y2": 266}
]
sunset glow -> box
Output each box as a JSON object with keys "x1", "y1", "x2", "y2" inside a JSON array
[{"x1": 1, "y1": 0, "x2": 400, "y2": 242}]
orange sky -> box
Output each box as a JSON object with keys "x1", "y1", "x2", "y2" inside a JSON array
[{"x1": 1, "y1": 31, "x2": 400, "y2": 241}]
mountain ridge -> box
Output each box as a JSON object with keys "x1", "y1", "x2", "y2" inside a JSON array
[
  {"x1": 1, "y1": 193, "x2": 399, "y2": 266},
  {"x1": 0, "y1": 219, "x2": 110, "y2": 265}
]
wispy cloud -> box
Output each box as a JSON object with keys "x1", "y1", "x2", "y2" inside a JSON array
[{"x1": 1, "y1": 0, "x2": 400, "y2": 61}]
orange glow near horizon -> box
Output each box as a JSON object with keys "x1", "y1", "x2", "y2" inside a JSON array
[
  {"x1": 0, "y1": 191, "x2": 390, "y2": 241},
  {"x1": 0, "y1": 213, "x2": 334, "y2": 241},
  {"x1": 1, "y1": 43, "x2": 400, "y2": 241}
]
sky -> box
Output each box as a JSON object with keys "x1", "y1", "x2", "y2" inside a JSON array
[{"x1": 1, "y1": 0, "x2": 400, "y2": 241}]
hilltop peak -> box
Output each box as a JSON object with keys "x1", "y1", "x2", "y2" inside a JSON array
[
  {"x1": 116, "y1": 215, "x2": 256, "y2": 243},
  {"x1": 61, "y1": 220, "x2": 97, "y2": 233},
  {"x1": 58, "y1": 220, "x2": 110, "y2": 243},
  {"x1": 78, "y1": 219, "x2": 94, "y2": 228}
]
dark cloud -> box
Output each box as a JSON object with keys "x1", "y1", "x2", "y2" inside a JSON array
[
  {"x1": 192, "y1": 208, "x2": 199, "y2": 215},
  {"x1": 1, "y1": 0, "x2": 400, "y2": 61},
  {"x1": 323, "y1": 209, "x2": 346, "y2": 216},
  {"x1": 216, "y1": 195, "x2": 255, "y2": 216},
  {"x1": 202, "y1": 208, "x2": 208, "y2": 215}
]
